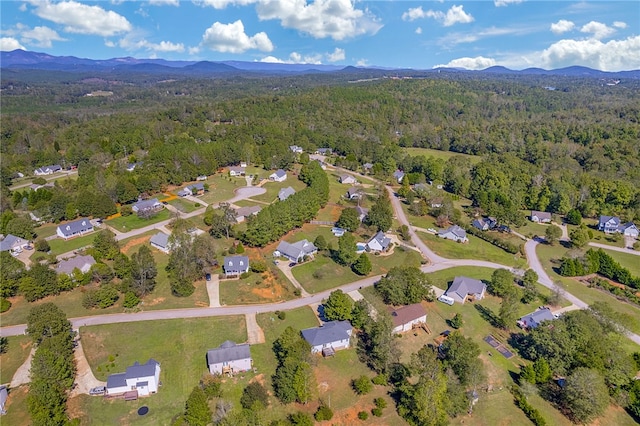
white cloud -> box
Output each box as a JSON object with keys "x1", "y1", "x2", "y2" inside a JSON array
[
  {"x1": 32, "y1": 0, "x2": 131, "y2": 37},
  {"x1": 117, "y1": 32, "x2": 185, "y2": 53},
  {"x1": 434, "y1": 56, "x2": 496, "y2": 70},
  {"x1": 327, "y1": 47, "x2": 345, "y2": 62},
  {"x1": 255, "y1": 0, "x2": 382, "y2": 40},
  {"x1": 260, "y1": 47, "x2": 345, "y2": 64},
  {"x1": 580, "y1": 21, "x2": 615, "y2": 40},
  {"x1": 0, "y1": 37, "x2": 26, "y2": 51},
  {"x1": 196, "y1": 0, "x2": 257, "y2": 8},
  {"x1": 356, "y1": 59, "x2": 369, "y2": 67},
  {"x1": 437, "y1": 25, "x2": 536, "y2": 47},
  {"x1": 19, "y1": 3, "x2": 27, "y2": 12},
  {"x1": 415, "y1": 27, "x2": 422, "y2": 35},
  {"x1": 260, "y1": 55, "x2": 284, "y2": 63},
  {"x1": 20, "y1": 25, "x2": 66, "y2": 48},
  {"x1": 550, "y1": 19, "x2": 575, "y2": 35},
  {"x1": 149, "y1": 0, "x2": 179, "y2": 5},
  {"x1": 200, "y1": 20, "x2": 273, "y2": 53},
  {"x1": 494, "y1": 0, "x2": 523, "y2": 7},
  {"x1": 402, "y1": 5, "x2": 474, "y2": 27},
  {"x1": 613, "y1": 21, "x2": 627, "y2": 29},
  {"x1": 105, "y1": 40, "x2": 116, "y2": 47},
  {"x1": 539, "y1": 35, "x2": 640, "y2": 71}
]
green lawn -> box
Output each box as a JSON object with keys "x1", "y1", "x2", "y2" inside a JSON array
[
  {"x1": 78, "y1": 316, "x2": 247, "y2": 426},
  {"x1": 403, "y1": 147, "x2": 482, "y2": 164},
  {"x1": 0, "y1": 334, "x2": 32, "y2": 384},
  {"x1": 598, "y1": 247, "x2": 640, "y2": 277},
  {"x1": 513, "y1": 220, "x2": 551, "y2": 239},
  {"x1": 106, "y1": 209, "x2": 172, "y2": 232},
  {"x1": 219, "y1": 264, "x2": 298, "y2": 305},
  {"x1": 417, "y1": 231, "x2": 526, "y2": 268},
  {"x1": 168, "y1": 197, "x2": 201, "y2": 213},
  {"x1": 34, "y1": 222, "x2": 59, "y2": 239},
  {"x1": 199, "y1": 174, "x2": 243, "y2": 205},
  {"x1": 47, "y1": 233, "x2": 97, "y2": 256},
  {"x1": 1, "y1": 385, "x2": 30, "y2": 425},
  {"x1": 249, "y1": 178, "x2": 307, "y2": 203}
]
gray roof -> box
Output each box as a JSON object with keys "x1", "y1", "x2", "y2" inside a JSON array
[
  {"x1": 519, "y1": 308, "x2": 555, "y2": 327},
  {"x1": 363, "y1": 163, "x2": 373, "y2": 169},
  {"x1": 224, "y1": 255, "x2": 249, "y2": 270},
  {"x1": 0, "y1": 234, "x2": 28, "y2": 252},
  {"x1": 106, "y1": 372, "x2": 127, "y2": 389},
  {"x1": 189, "y1": 182, "x2": 205, "y2": 191},
  {"x1": 133, "y1": 198, "x2": 160, "y2": 211},
  {"x1": 207, "y1": 340, "x2": 251, "y2": 365},
  {"x1": 446, "y1": 276, "x2": 486, "y2": 302},
  {"x1": 276, "y1": 239, "x2": 317, "y2": 260},
  {"x1": 229, "y1": 166, "x2": 245, "y2": 173},
  {"x1": 355, "y1": 206, "x2": 369, "y2": 217},
  {"x1": 393, "y1": 170, "x2": 405, "y2": 180},
  {"x1": 126, "y1": 359, "x2": 160, "y2": 379},
  {"x1": 439, "y1": 225, "x2": 467, "y2": 239},
  {"x1": 235, "y1": 205, "x2": 261, "y2": 218},
  {"x1": 301, "y1": 320, "x2": 352, "y2": 346},
  {"x1": 150, "y1": 232, "x2": 170, "y2": 249},
  {"x1": 272, "y1": 169, "x2": 287, "y2": 178},
  {"x1": 368, "y1": 231, "x2": 391, "y2": 250},
  {"x1": 35, "y1": 164, "x2": 62, "y2": 173},
  {"x1": 57, "y1": 217, "x2": 93, "y2": 237},
  {"x1": 531, "y1": 210, "x2": 552, "y2": 221},
  {"x1": 347, "y1": 187, "x2": 361, "y2": 197},
  {"x1": 599, "y1": 215, "x2": 620, "y2": 227},
  {"x1": 278, "y1": 186, "x2": 296, "y2": 201},
  {"x1": 56, "y1": 255, "x2": 96, "y2": 275}
]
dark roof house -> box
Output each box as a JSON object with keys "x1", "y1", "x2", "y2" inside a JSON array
[
  {"x1": 444, "y1": 276, "x2": 486, "y2": 304},
  {"x1": 223, "y1": 255, "x2": 249, "y2": 275},
  {"x1": 56, "y1": 218, "x2": 94, "y2": 240},
  {"x1": 56, "y1": 255, "x2": 96, "y2": 275},
  {"x1": 518, "y1": 308, "x2": 555, "y2": 329},
  {"x1": 274, "y1": 239, "x2": 317, "y2": 263}
]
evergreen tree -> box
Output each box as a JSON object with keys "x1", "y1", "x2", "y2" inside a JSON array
[
  {"x1": 352, "y1": 253, "x2": 372, "y2": 275},
  {"x1": 184, "y1": 386, "x2": 212, "y2": 426}
]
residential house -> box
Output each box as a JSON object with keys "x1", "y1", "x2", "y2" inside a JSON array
[
  {"x1": 274, "y1": 239, "x2": 317, "y2": 264},
  {"x1": 289, "y1": 145, "x2": 304, "y2": 154},
  {"x1": 106, "y1": 359, "x2": 161, "y2": 397},
  {"x1": 229, "y1": 166, "x2": 246, "y2": 177},
  {"x1": 34, "y1": 164, "x2": 62, "y2": 176},
  {"x1": 331, "y1": 227, "x2": 346, "y2": 237},
  {"x1": 178, "y1": 183, "x2": 205, "y2": 197},
  {"x1": 346, "y1": 187, "x2": 362, "y2": 200},
  {"x1": 362, "y1": 163, "x2": 373, "y2": 173},
  {"x1": 393, "y1": 170, "x2": 405, "y2": 183},
  {"x1": 518, "y1": 308, "x2": 555, "y2": 330},
  {"x1": 301, "y1": 320, "x2": 353, "y2": 356},
  {"x1": 29, "y1": 182, "x2": 55, "y2": 191},
  {"x1": 126, "y1": 163, "x2": 139, "y2": 172},
  {"x1": 56, "y1": 255, "x2": 96, "y2": 275},
  {"x1": 132, "y1": 198, "x2": 162, "y2": 213},
  {"x1": 390, "y1": 303, "x2": 427, "y2": 334},
  {"x1": 0, "y1": 234, "x2": 29, "y2": 254},
  {"x1": 472, "y1": 217, "x2": 497, "y2": 231},
  {"x1": 223, "y1": 255, "x2": 249, "y2": 276},
  {"x1": 56, "y1": 218, "x2": 94, "y2": 240},
  {"x1": 340, "y1": 174, "x2": 357, "y2": 185},
  {"x1": 150, "y1": 232, "x2": 171, "y2": 253},
  {"x1": 315, "y1": 148, "x2": 332, "y2": 155},
  {"x1": 355, "y1": 206, "x2": 369, "y2": 222},
  {"x1": 621, "y1": 222, "x2": 639, "y2": 238},
  {"x1": 207, "y1": 341, "x2": 253, "y2": 375},
  {"x1": 196, "y1": 175, "x2": 208, "y2": 181},
  {"x1": 598, "y1": 216, "x2": 639, "y2": 237},
  {"x1": 233, "y1": 205, "x2": 261, "y2": 223},
  {"x1": 530, "y1": 210, "x2": 552, "y2": 223},
  {"x1": 430, "y1": 197, "x2": 445, "y2": 209},
  {"x1": 278, "y1": 186, "x2": 296, "y2": 201},
  {"x1": 444, "y1": 276, "x2": 486, "y2": 304},
  {"x1": 438, "y1": 225, "x2": 468, "y2": 243},
  {"x1": 314, "y1": 160, "x2": 327, "y2": 170},
  {"x1": 0, "y1": 385, "x2": 7, "y2": 415},
  {"x1": 367, "y1": 231, "x2": 391, "y2": 252},
  {"x1": 240, "y1": 161, "x2": 247, "y2": 168},
  {"x1": 269, "y1": 169, "x2": 287, "y2": 182}
]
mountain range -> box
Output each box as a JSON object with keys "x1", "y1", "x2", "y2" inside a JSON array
[{"x1": 2, "y1": 49, "x2": 639, "y2": 79}]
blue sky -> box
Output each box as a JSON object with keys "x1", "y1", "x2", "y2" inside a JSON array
[{"x1": 1, "y1": 1, "x2": 638, "y2": 71}]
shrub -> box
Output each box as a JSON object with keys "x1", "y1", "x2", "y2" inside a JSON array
[
  {"x1": 312, "y1": 270, "x2": 324, "y2": 279},
  {"x1": 123, "y1": 291, "x2": 140, "y2": 308},
  {"x1": 200, "y1": 374, "x2": 223, "y2": 398},
  {"x1": 240, "y1": 272, "x2": 251, "y2": 279},
  {"x1": 293, "y1": 288, "x2": 301, "y2": 297},
  {"x1": 352, "y1": 375, "x2": 373, "y2": 395},
  {"x1": 276, "y1": 310, "x2": 286, "y2": 320},
  {"x1": 371, "y1": 407, "x2": 383, "y2": 417},
  {"x1": 358, "y1": 411, "x2": 369, "y2": 420},
  {"x1": 450, "y1": 313, "x2": 463, "y2": 329},
  {"x1": 510, "y1": 386, "x2": 546, "y2": 426},
  {"x1": 251, "y1": 261, "x2": 267, "y2": 273},
  {"x1": 372, "y1": 374, "x2": 387, "y2": 385},
  {"x1": 34, "y1": 239, "x2": 50, "y2": 252},
  {"x1": 0, "y1": 298, "x2": 11, "y2": 313},
  {"x1": 374, "y1": 397, "x2": 387, "y2": 409},
  {"x1": 289, "y1": 412, "x2": 313, "y2": 426},
  {"x1": 240, "y1": 382, "x2": 269, "y2": 410},
  {"x1": 120, "y1": 205, "x2": 133, "y2": 216},
  {"x1": 314, "y1": 405, "x2": 333, "y2": 421}
]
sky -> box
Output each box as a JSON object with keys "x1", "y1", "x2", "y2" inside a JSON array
[{"x1": 0, "y1": 1, "x2": 638, "y2": 71}]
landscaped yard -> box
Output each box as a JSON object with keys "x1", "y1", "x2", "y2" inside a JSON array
[
  {"x1": 0, "y1": 334, "x2": 32, "y2": 384},
  {"x1": 168, "y1": 197, "x2": 201, "y2": 213},
  {"x1": 199, "y1": 174, "x2": 243, "y2": 205},
  {"x1": 219, "y1": 263, "x2": 298, "y2": 305},
  {"x1": 106, "y1": 209, "x2": 172, "y2": 232},
  {"x1": 513, "y1": 219, "x2": 552, "y2": 239},
  {"x1": 47, "y1": 232, "x2": 97, "y2": 256},
  {"x1": 34, "y1": 222, "x2": 59, "y2": 239}
]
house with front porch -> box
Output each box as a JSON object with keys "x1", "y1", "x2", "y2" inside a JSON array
[
  {"x1": 56, "y1": 218, "x2": 94, "y2": 240},
  {"x1": 223, "y1": 255, "x2": 249, "y2": 276}
]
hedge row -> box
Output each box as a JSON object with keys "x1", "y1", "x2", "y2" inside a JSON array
[
  {"x1": 559, "y1": 249, "x2": 640, "y2": 289},
  {"x1": 465, "y1": 225, "x2": 521, "y2": 254},
  {"x1": 510, "y1": 386, "x2": 547, "y2": 426}
]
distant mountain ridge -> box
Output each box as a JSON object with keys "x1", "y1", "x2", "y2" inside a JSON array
[{"x1": 1, "y1": 49, "x2": 639, "y2": 79}]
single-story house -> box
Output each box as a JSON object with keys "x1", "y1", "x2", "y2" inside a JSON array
[
  {"x1": 430, "y1": 197, "x2": 444, "y2": 209},
  {"x1": 132, "y1": 198, "x2": 162, "y2": 213},
  {"x1": 413, "y1": 183, "x2": 429, "y2": 193},
  {"x1": 362, "y1": 163, "x2": 373, "y2": 173},
  {"x1": 367, "y1": 231, "x2": 391, "y2": 252},
  {"x1": 301, "y1": 320, "x2": 353, "y2": 356},
  {"x1": 316, "y1": 148, "x2": 332, "y2": 155},
  {"x1": 29, "y1": 182, "x2": 55, "y2": 191},
  {"x1": 269, "y1": 169, "x2": 287, "y2": 182},
  {"x1": 278, "y1": 186, "x2": 296, "y2": 201},
  {"x1": 331, "y1": 227, "x2": 346, "y2": 237},
  {"x1": 390, "y1": 303, "x2": 427, "y2": 334},
  {"x1": 106, "y1": 359, "x2": 161, "y2": 397},
  {"x1": 56, "y1": 255, "x2": 96, "y2": 275},
  {"x1": 207, "y1": 341, "x2": 253, "y2": 375},
  {"x1": 530, "y1": 210, "x2": 552, "y2": 223},
  {"x1": 229, "y1": 166, "x2": 246, "y2": 177},
  {"x1": 290, "y1": 145, "x2": 304, "y2": 154},
  {"x1": 34, "y1": 164, "x2": 62, "y2": 176},
  {"x1": 0, "y1": 234, "x2": 29, "y2": 253},
  {"x1": 126, "y1": 163, "x2": 139, "y2": 172},
  {"x1": 178, "y1": 183, "x2": 205, "y2": 197},
  {"x1": 340, "y1": 174, "x2": 357, "y2": 185},
  {"x1": 444, "y1": 276, "x2": 486, "y2": 304},
  {"x1": 56, "y1": 218, "x2": 94, "y2": 240},
  {"x1": 598, "y1": 216, "x2": 639, "y2": 237},
  {"x1": 518, "y1": 308, "x2": 555, "y2": 330},
  {"x1": 223, "y1": 255, "x2": 249, "y2": 276},
  {"x1": 346, "y1": 187, "x2": 361, "y2": 200},
  {"x1": 196, "y1": 175, "x2": 208, "y2": 181},
  {"x1": 274, "y1": 239, "x2": 317, "y2": 264},
  {"x1": 150, "y1": 232, "x2": 171, "y2": 253},
  {"x1": 0, "y1": 385, "x2": 7, "y2": 415},
  {"x1": 240, "y1": 161, "x2": 247, "y2": 168},
  {"x1": 355, "y1": 206, "x2": 369, "y2": 222},
  {"x1": 472, "y1": 217, "x2": 498, "y2": 231},
  {"x1": 438, "y1": 225, "x2": 468, "y2": 243},
  {"x1": 393, "y1": 170, "x2": 405, "y2": 183},
  {"x1": 234, "y1": 205, "x2": 262, "y2": 223}
]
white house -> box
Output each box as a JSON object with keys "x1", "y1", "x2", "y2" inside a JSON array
[
  {"x1": 289, "y1": 145, "x2": 304, "y2": 154},
  {"x1": 393, "y1": 170, "x2": 405, "y2": 183},
  {"x1": 177, "y1": 183, "x2": 205, "y2": 197},
  {"x1": 56, "y1": 255, "x2": 96, "y2": 275},
  {"x1": 207, "y1": 341, "x2": 253, "y2": 375},
  {"x1": 518, "y1": 308, "x2": 555, "y2": 330},
  {"x1": 355, "y1": 206, "x2": 369, "y2": 222},
  {"x1": 233, "y1": 205, "x2": 261, "y2": 223},
  {"x1": 56, "y1": 218, "x2": 94, "y2": 240},
  {"x1": 0, "y1": 234, "x2": 29, "y2": 254},
  {"x1": 229, "y1": 166, "x2": 246, "y2": 176},
  {"x1": 346, "y1": 187, "x2": 362, "y2": 200},
  {"x1": 274, "y1": 239, "x2": 317, "y2": 263},
  {"x1": 269, "y1": 169, "x2": 287, "y2": 182},
  {"x1": 278, "y1": 186, "x2": 296, "y2": 201},
  {"x1": 438, "y1": 225, "x2": 468, "y2": 243},
  {"x1": 598, "y1": 216, "x2": 638, "y2": 237},
  {"x1": 621, "y1": 222, "x2": 639, "y2": 238},
  {"x1": 367, "y1": 231, "x2": 391, "y2": 252},
  {"x1": 390, "y1": 303, "x2": 427, "y2": 334},
  {"x1": 106, "y1": 359, "x2": 161, "y2": 397},
  {"x1": 132, "y1": 198, "x2": 162, "y2": 213},
  {"x1": 339, "y1": 175, "x2": 357, "y2": 185},
  {"x1": 301, "y1": 321, "x2": 353, "y2": 356},
  {"x1": 34, "y1": 164, "x2": 62, "y2": 176},
  {"x1": 444, "y1": 276, "x2": 486, "y2": 304},
  {"x1": 150, "y1": 232, "x2": 171, "y2": 253},
  {"x1": 224, "y1": 255, "x2": 249, "y2": 276},
  {"x1": 331, "y1": 227, "x2": 346, "y2": 237},
  {"x1": 530, "y1": 210, "x2": 552, "y2": 223}
]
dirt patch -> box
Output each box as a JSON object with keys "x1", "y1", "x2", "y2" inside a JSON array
[
  {"x1": 145, "y1": 297, "x2": 166, "y2": 306},
  {"x1": 67, "y1": 395, "x2": 87, "y2": 421},
  {"x1": 250, "y1": 374, "x2": 266, "y2": 386},
  {"x1": 120, "y1": 235, "x2": 152, "y2": 255},
  {"x1": 251, "y1": 272, "x2": 286, "y2": 301}
]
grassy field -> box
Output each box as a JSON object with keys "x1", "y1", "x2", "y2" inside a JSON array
[
  {"x1": 513, "y1": 220, "x2": 552, "y2": 239},
  {"x1": 598, "y1": 247, "x2": 640, "y2": 277},
  {"x1": 0, "y1": 334, "x2": 32, "y2": 384},
  {"x1": 34, "y1": 222, "x2": 59, "y2": 239},
  {"x1": 219, "y1": 263, "x2": 298, "y2": 305},
  {"x1": 403, "y1": 147, "x2": 482, "y2": 164},
  {"x1": 199, "y1": 174, "x2": 243, "y2": 205},
  {"x1": 106, "y1": 209, "x2": 172, "y2": 232},
  {"x1": 249, "y1": 178, "x2": 307, "y2": 203},
  {"x1": 77, "y1": 316, "x2": 247, "y2": 425},
  {"x1": 47, "y1": 233, "x2": 97, "y2": 256},
  {"x1": 168, "y1": 197, "x2": 201, "y2": 213},
  {"x1": 417, "y1": 231, "x2": 527, "y2": 268}
]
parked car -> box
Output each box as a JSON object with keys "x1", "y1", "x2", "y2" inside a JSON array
[
  {"x1": 89, "y1": 386, "x2": 106, "y2": 396},
  {"x1": 205, "y1": 273, "x2": 212, "y2": 281}
]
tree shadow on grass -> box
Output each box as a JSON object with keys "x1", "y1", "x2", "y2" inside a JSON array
[{"x1": 474, "y1": 304, "x2": 501, "y2": 328}]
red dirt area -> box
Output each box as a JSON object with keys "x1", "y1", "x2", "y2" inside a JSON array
[
  {"x1": 120, "y1": 235, "x2": 152, "y2": 255},
  {"x1": 251, "y1": 271, "x2": 286, "y2": 301}
]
